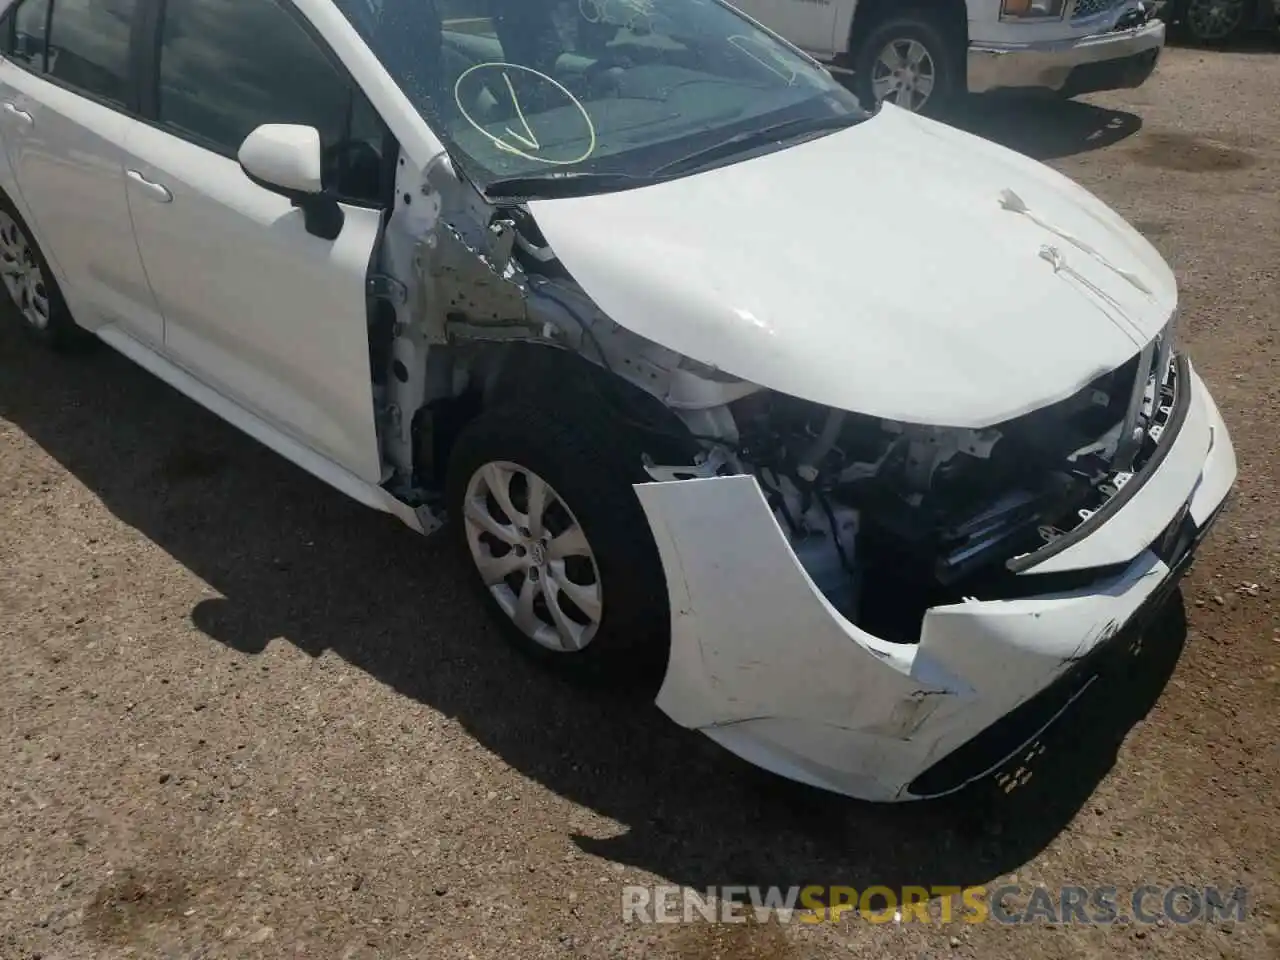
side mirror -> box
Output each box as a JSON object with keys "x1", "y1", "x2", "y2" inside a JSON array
[
  {"x1": 238, "y1": 123, "x2": 343, "y2": 240},
  {"x1": 238, "y1": 123, "x2": 322, "y2": 195}
]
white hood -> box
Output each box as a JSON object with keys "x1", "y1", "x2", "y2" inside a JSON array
[{"x1": 527, "y1": 105, "x2": 1177, "y2": 428}]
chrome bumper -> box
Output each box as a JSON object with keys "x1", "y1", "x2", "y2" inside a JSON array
[{"x1": 968, "y1": 18, "x2": 1165, "y2": 94}]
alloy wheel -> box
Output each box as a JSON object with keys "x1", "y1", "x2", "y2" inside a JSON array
[
  {"x1": 463, "y1": 460, "x2": 604, "y2": 653},
  {"x1": 1185, "y1": 0, "x2": 1247, "y2": 40},
  {"x1": 870, "y1": 38, "x2": 936, "y2": 112},
  {"x1": 0, "y1": 210, "x2": 51, "y2": 332}
]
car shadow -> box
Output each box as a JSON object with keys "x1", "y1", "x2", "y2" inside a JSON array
[
  {"x1": 948, "y1": 96, "x2": 1144, "y2": 161},
  {"x1": 1164, "y1": 29, "x2": 1280, "y2": 52},
  {"x1": 0, "y1": 320, "x2": 1189, "y2": 899}
]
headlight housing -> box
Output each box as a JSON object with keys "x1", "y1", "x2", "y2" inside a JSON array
[{"x1": 1000, "y1": 0, "x2": 1068, "y2": 19}]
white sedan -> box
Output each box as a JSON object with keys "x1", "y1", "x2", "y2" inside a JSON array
[{"x1": 0, "y1": 0, "x2": 1235, "y2": 801}]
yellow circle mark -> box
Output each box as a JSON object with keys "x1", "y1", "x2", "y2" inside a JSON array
[{"x1": 454, "y1": 62, "x2": 598, "y2": 166}]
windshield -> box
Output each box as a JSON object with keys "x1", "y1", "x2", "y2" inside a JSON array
[{"x1": 333, "y1": 0, "x2": 867, "y2": 194}]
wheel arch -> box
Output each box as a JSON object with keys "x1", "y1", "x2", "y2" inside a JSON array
[
  {"x1": 0, "y1": 178, "x2": 73, "y2": 291},
  {"x1": 0, "y1": 177, "x2": 90, "y2": 349},
  {"x1": 848, "y1": 0, "x2": 969, "y2": 52},
  {"x1": 841, "y1": 0, "x2": 969, "y2": 113},
  {"x1": 441, "y1": 353, "x2": 678, "y2": 684},
  {"x1": 412, "y1": 340, "x2": 700, "y2": 492}
]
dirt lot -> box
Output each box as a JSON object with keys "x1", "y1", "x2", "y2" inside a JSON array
[{"x1": 2, "y1": 41, "x2": 1279, "y2": 960}]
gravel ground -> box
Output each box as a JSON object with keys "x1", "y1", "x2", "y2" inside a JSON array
[{"x1": 2, "y1": 41, "x2": 1279, "y2": 960}]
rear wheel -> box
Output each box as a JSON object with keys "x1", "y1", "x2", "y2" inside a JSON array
[
  {"x1": 849, "y1": 13, "x2": 961, "y2": 116},
  {"x1": 445, "y1": 399, "x2": 671, "y2": 685},
  {"x1": 0, "y1": 196, "x2": 87, "y2": 351}
]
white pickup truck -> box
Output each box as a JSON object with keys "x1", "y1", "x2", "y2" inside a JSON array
[{"x1": 730, "y1": 0, "x2": 1166, "y2": 114}]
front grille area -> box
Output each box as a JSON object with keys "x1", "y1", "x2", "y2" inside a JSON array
[
  {"x1": 1072, "y1": 0, "x2": 1123, "y2": 19},
  {"x1": 909, "y1": 492, "x2": 1224, "y2": 800},
  {"x1": 1004, "y1": 336, "x2": 1188, "y2": 575},
  {"x1": 906, "y1": 550, "x2": 1188, "y2": 799}
]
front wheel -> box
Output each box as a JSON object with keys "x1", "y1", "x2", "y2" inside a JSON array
[
  {"x1": 445, "y1": 401, "x2": 671, "y2": 685},
  {"x1": 849, "y1": 14, "x2": 961, "y2": 116}
]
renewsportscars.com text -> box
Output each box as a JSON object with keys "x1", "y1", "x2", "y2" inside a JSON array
[{"x1": 621, "y1": 884, "x2": 1249, "y2": 926}]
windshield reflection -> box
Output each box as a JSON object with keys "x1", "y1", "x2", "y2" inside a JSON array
[{"x1": 334, "y1": 0, "x2": 867, "y2": 192}]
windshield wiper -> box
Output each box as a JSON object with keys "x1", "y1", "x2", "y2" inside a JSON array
[
  {"x1": 652, "y1": 113, "x2": 863, "y2": 178},
  {"x1": 483, "y1": 171, "x2": 664, "y2": 200}
]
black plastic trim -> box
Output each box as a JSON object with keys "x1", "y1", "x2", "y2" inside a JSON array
[
  {"x1": 1006, "y1": 353, "x2": 1192, "y2": 575},
  {"x1": 905, "y1": 495, "x2": 1224, "y2": 800},
  {"x1": 0, "y1": 0, "x2": 147, "y2": 118},
  {"x1": 136, "y1": 0, "x2": 392, "y2": 211},
  {"x1": 135, "y1": 0, "x2": 162, "y2": 120}
]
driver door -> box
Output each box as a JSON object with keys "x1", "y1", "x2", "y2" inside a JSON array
[{"x1": 121, "y1": 0, "x2": 389, "y2": 484}]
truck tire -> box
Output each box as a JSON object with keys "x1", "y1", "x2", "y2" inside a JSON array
[{"x1": 850, "y1": 12, "x2": 961, "y2": 117}]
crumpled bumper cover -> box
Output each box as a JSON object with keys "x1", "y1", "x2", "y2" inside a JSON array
[{"x1": 632, "y1": 361, "x2": 1235, "y2": 802}]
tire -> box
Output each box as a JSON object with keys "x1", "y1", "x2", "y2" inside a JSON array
[
  {"x1": 445, "y1": 397, "x2": 671, "y2": 686},
  {"x1": 0, "y1": 193, "x2": 89, "y2": 351},
  {"x1": 1172, "y1": 0, "x2": 1255, "y2": 45},
  {"x1": 849, "y1": 12, "x2": 961, "y2": 117}
]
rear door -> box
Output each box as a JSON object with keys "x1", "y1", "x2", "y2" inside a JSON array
[
  {"x1": 122, "y1": 0, "x2": 390, "y2": 484},
  {"x1": 0, "y1": 0, "x2": 165, "y2": 345}
]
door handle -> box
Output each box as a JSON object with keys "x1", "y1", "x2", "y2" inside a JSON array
[
  {"x1": 2, "y1": 102, "x2": 33, "y2": 125},
  {"x1": 126, "y1": 168, "x2": 173, "y2": 203}
]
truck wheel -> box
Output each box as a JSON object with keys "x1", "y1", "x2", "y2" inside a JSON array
[
  {"x1": 850, "y1": 13, "x2": 960, "y2": 116},
  {"x1": 0, "y1": 194, "x2": 89, "y2": 351},
  {"x1": 1175, "y1": 0, "x2": 1255, "y2": 45},
  {"x1": 445, "y1": 399, "x2": 671, "y2": 686}
]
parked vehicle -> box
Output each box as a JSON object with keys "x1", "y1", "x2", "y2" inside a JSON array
[
  {"x1": 731, "y1": 0, "x2": 1167, "y2": 114},
  {"x1": 0, "y1": 0, "x2": 1235, "y2": 802},
  {"x1": 1160, "y1": 0, "x2": 1278, "y2": 45}
]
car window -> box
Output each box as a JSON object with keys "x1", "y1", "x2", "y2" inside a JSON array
[
  {"x1": 157, "y1": 0, "x2": 387, "y2": 204},
  {"x1": 46, "y1": 0, "x2": 137, "y2": 106},
  {"x1": 331, "y1": 0, "x2": 867, "y2": 193},
  {"x1": 6, "y1": 0, "x2": 52, "y2": 71}
]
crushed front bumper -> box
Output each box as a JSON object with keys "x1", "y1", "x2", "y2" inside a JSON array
[
  {"x1": 968, "y1": 17, "x2": 1165, "y2": 96},
  {"x1": 633, "y1": 360, "x2": 1235, "y2": 802}
]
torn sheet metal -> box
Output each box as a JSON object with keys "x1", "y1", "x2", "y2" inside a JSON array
[
  {"x1": 632, "y1": 460, "x2": 1221, "y2": 800},
  {"x1": 414, "y1": 220, "x2": 536, "y2": 343},
  {"x1": 1014, "y1": 362, "x2": 1231, "y2": 575}
]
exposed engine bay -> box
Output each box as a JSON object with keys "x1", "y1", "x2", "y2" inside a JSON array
[
  {"x1": 705, "y1": 346, "x2": 1177, "y2": 642},
  {"x1": 370, "y1": 169, "x2": 1179, "y2": 646}
]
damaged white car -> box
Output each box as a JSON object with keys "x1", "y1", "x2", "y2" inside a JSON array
[{"x1": 0, "y1": 0, "x2": 1236, "y2": 801}]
